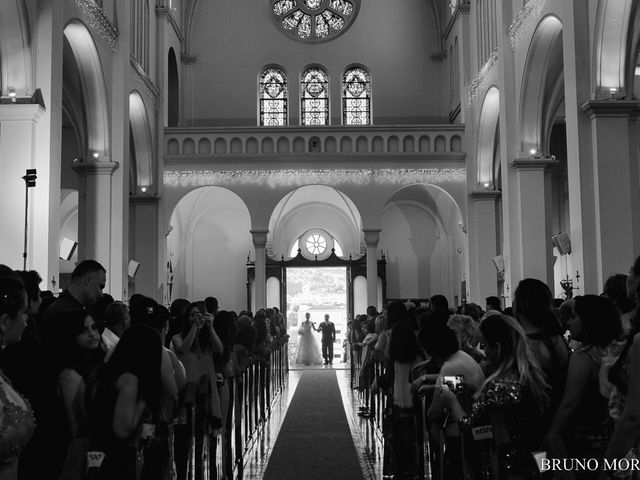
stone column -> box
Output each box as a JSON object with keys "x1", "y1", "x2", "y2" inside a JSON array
[
  {"x1": 562, "y1": 0, "x2": 599, "y2": 294},
  {"x1": 72, "y1": 161, "x2": 119, "y2": 281},
  {"x1": 469, "y1": 190, "x2": 501, "y2": 302},
  {"x1": 0, "y1": 105, "x2": 45, "y2": 271},
  {"x1": 363, "y1": 229, "x2": 381, "y2": 311},
  {"x1": 510, "y1": 158, "x2": 556, "y2": 287},
  {"x1": 129, "y1": 194, "x2": 160, "y2": 298},
  {"x1": 581, "y1": 100, "x2": 640, "y2": 290},
  {"x1": 251, "y1": 230, "x2": 269, "y2": 311}
]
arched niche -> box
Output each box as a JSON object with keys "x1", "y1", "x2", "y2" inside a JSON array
[
  {"x1": 168, "y1": 47, "x2": 179, "y2": 126},
  {"x1": 168, "y1": 186, "x2": 252, "y2": 310}
]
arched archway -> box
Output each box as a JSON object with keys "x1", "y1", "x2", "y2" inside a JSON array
[
  {"x1": 62, "y1": 20, "x2": 110, "y2": 158},
  {"x1": 268, "y1": 185, "x2": 363, "y2": 258},
  {"x1": 168, "y1": 187, "x2": 252, "y2": 309},
  {"x1": 129, "y1": 91, "x2": 154, "y2": 193},
  {"x1": 380, "y1": 184, "x2": 464, "y2": 305},
  {"x1": 0, "y1": 1, "x2": 33, "y2": 96},
  {"x1": 519, "y1": 15, "x2": 564, "y2": 154},
  {"x1": 477, "y1": 86, "x2": 500, "y2": 187},
  {"x1": 594, "y1": 0, "x2": 640, "y2": 97}
]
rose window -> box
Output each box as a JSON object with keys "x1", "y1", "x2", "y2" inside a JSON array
[
  {"x1": 306, "y1": 233, "x2": 327, "y2": 255},
  {"x1": 271, "y1": 0, "x2": 360, "y2": 43}
]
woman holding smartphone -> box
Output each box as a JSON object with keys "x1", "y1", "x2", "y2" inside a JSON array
[
  {"x1": 428, "y1": 314, "x2": 550, "y2": 479},
  {"x1": 171, "y1": 302, "x2": 223, "y2": 480}
]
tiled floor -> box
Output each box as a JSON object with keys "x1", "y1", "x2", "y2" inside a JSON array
[{"x1": 236, "y1": 365, "x2": 383, "y2": 479}]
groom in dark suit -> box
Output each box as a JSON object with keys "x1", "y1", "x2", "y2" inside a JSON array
[{"x1": 315, "y1": 314, "x2": 336, "y2": 365}]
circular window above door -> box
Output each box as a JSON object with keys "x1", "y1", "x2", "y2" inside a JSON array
[
  {"x1": 299, "y1": 228, "x2": 335, "y2": 260},
  {"x1": 271, "y1": 0, "x2": 361, "y2": 43}
]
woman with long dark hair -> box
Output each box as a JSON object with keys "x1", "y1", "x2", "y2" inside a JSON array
[
  {"x1": 385, "y1": 321, "x2": 423, "y2": 480},
  {"x1": 545, "y1": 295, "x2": 620, "y2": 478},
  {"x1": 430, "y1": 314, "x2": 550, "y2": 478},
  {"x1": 54, "y1": 309, "x2": 104, "y2": 479},
  {"x1": 86, "y1": 324, "x2": 163, "y2": 479},
  {"x1": 513, "y1": 278, "x2": 569, "y2": 425}
]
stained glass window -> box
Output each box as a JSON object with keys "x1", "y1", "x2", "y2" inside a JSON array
[
  {"x1": 300, "y1": 67, "x2": 329, "y2": 126},
  {"x1": 259, "y1": 67, "x2": 288, "y2": 126},
  {"x1": 271, "y1": 0, "x2": 360, "y2": 43},
  {"x1": 342, "y1": 67, "x2": 370, "y2": 125}
]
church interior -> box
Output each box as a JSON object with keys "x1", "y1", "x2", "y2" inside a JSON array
[{"x1": 0, "y1": 0, "x2": 639, "y2": 479}]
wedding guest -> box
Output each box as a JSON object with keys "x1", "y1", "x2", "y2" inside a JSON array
[
  {"x1": 0, "y1": 271, "x2": 35, "y2": 480},
  {"x1": 429, "y1": 314, "x2": 549, "y2": 478}
]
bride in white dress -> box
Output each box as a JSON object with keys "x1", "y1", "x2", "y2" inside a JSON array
[{"x1": 294, "y1": 314, "x2": 323, "y2": 366}]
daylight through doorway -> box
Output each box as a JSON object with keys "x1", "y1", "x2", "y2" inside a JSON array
[{"x1": 286, "y1": 267, "x2": 348, "y2": 368}]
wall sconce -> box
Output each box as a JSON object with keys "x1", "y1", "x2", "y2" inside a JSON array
[
  {"x1": 141, "y1": 186, "x2": 148, "y2": 193},
  {"x1": 92, "y1": 152, "x2": 100, "y2": 160},
  {"x1": 483, "y1": 182, "x2": 491, "y2": 189},
  {"x1": 609, "y1": 87, "x2": 617, "y2": 100}
]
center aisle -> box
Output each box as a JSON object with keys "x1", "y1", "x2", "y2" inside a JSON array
[{"x1": 262, "y1": 369, "x2": 366, "y2": 480}]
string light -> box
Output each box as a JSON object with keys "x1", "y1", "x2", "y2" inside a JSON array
[
  {"x1": 74, "y1": 0, "x2": 118, "y2": 52},
  {"x1": 467, "y1": 48, "x2": 498, "y2": 104},
  {"x1": 164, "y1": 168, "x2": 466, "y2": 188},
  {"x1": 508, "y1": 0, "x2": 545, "y2": 51}
]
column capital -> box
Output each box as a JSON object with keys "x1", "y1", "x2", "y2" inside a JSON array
[
  {"x1": 0, "y1": 104, "x2": 45, "y2": 122},
  {"x1": 250, "y1": 229, "x2": 269, "y2": 247},
  {"x1": 581, "y1": 99, "x2": 640, "y2": 119},
  {"x1": 129, "y1": 194, "x2": 161, "y2": 205},
  {"x1": 72, "y1": 160, "x2": 119, "y2": 176},
  {"x1": 363, "y1": 228, "x2": 382, "y2": 246},
  {"x1": 510, "y1": 157, "x2": 558, "y2": 171},
  {"x1": 470, "y1": 189, "x2": 501, "y2": 200}
]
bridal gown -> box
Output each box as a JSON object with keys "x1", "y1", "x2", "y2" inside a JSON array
[{"x1": 294, "y1": 321, "x2": 323, "y2": 366}]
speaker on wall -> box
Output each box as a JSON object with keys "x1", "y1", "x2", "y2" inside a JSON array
[
  {"x1": 491, "y1": 255, "x2": 505, "y2": 273},
  {"x1": 59, "y1": 237, "x2": 78, "y2": 261},
  {"x1": 128, "y1": 260, "x2": 140, "y2": 277},
  {"x1": 552, "y1": 233, "x2": 572, "y2": 255}
]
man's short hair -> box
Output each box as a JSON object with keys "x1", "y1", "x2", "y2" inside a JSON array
[
  {"x1": 429, "y1": 294, "x2": 449, "y2": 312},
  {"x1": 105, "y1": 301, "x2": 129, "y2": 329},
  {"x1": 485, "y1": 296, "x2": 502, "y2": 311},
  {"x1": 205, "y1": 296, "x2": 218, "y2": 314},
  {"x1": 71, "y1": 260, "x2": 106, "y2": 281}
]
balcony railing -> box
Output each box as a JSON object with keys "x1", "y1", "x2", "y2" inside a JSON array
[{"x1": 164, "y1": 125, "x2": 465, "y2": 159}]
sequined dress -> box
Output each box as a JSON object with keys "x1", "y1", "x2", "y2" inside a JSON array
[
  {"x1": 0, "y1": 371, "x2": 35, "y2": 480},
  {"x1": 460, "y1": 375, "x2": 544, "y2": 479}
]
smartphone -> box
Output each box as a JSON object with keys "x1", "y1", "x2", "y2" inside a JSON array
[{"x1": 442, "y1": 375, "x2": 464, "y2": 393}]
